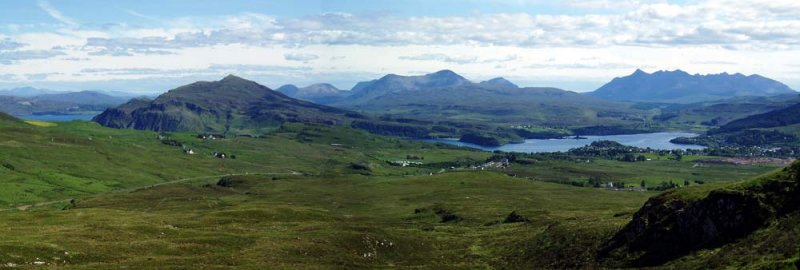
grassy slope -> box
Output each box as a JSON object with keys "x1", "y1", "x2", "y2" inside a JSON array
[
  {"x1": 0, "y1": 117, "x2": 788, "y2": 268},
  {"x1": 0, "y1": 172, "x2": 653, "y2": 269},
  {"x1": 502, "y1": 158, "x2": 777, "y2": 187},
  {"x1": 0, "y1": 120, "x2": 488, "y2": 206}
]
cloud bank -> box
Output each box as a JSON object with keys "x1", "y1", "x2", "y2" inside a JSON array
[{"x1": 0, "y1": 0, "x2": 798, "y2": 92}]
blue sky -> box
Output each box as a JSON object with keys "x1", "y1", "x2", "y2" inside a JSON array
[
  {"x1": 0, "y1": 0, "x2": 798, "y2": 93},
  {"x1": 0, "y1": 0, "x2": 653, "y2": 25}
]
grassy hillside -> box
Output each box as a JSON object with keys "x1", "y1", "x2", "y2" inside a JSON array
[
  {"x1": 600, "y1": 161, "x2": 800, "y2": 268},
  {"x1": 0, "y1": 116, "x2": 793, "y2": 268},
  {"x1": 0, "y1": 118, "x2": 488, "y2": 206},
  {"x1": 714, "y1": 102, "x2": 800, "y2": 134},
  {"x1": 644, "y1": 94, "x2": 800, "y2": 131},
  {"x1": 670, "y1": 101, "x2": 800, "y2": 148},
  {"x1": 0, "y1": 170, "x2": 655, "y2": 269}
]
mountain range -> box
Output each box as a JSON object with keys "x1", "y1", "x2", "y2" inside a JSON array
[
  {"x1": 0, "y1": 90, "x2": 132, "y2": 115},
  {"x1": 95, "y1": 73, "x2": 617, "y2": 145},
  {"x1": 0, "y1": 87, "x2": 60, "y2": 97},
  {"x1": 94, "y1": 69, "x2": 800, "y2": 146},
  {"x1": 589, "y1": 69, "x2": 795, "y2": 103},
  {"x1": 34, "y1": 90, "x2": 131, "y2": 105},
  {"x1": 295, "y1": 70, "x2": 642, "y2": 128},
  {"x1": 276, "y1": 83, "x2": 349, "y2": 104}
]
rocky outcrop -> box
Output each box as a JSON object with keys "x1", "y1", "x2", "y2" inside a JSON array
[{"x1": 599, "y1": 161, "x2": 800, "y2": 267}]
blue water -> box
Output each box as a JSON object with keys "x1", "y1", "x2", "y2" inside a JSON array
[
  {"x1": 16, "y1": 114, "x2": 97, "y2": 122},
  {"x1": 422, "y1": 132, "x2": 705, "y2": 153}
]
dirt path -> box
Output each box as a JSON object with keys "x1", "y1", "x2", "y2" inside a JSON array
[{"x1": 0, "y1": 170, "x2": 301, "y2": 212}]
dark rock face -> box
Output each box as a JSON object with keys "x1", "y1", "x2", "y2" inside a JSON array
[
  {"x1": 601, "y1": 190, "x2": 771, "y2": 266},
  {"x1": 599, "y1": 162, "x2": 800, "y2": 267}
]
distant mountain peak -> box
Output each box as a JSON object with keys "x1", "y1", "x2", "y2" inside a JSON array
[
  {"x1": 308, "y1": 83, "x2": 339, "y2": 89},
  {"x1": 338, "y1": 70, "x2": 472, "y2": 104},
  {"x1": 276, "y1": 84, "x2": 299, "y2": 96},
  {"x1": 277, "y1": 83, "x2": 348, "y2": 104},
  {"x1": 94, "y1": 76, "x2": 349, "y2": 133},
  {"x1": 649, "y1": 69, "x2": 689, "y2": 76},
  {"x1": 421, "y1": 70, "x2": 471, "y2": 87},
  {"x1": 427, "y1": 69, "x2": 467, "y2": 81},
  {"x1": 480, "y1": 77, "x2": 518, "y2": 88},
  {"x1": 221, "y1": 74, "x2": 247, "y2": 82},
  {"x1": 431, "y1": 69, "x2": 459, "y2": 76},
  {"x1": 590, "y1": 70, "x2": 796, "y2": 103}
]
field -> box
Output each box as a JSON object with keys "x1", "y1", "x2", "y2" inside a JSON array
[
  {"x1": 503, "y1": 158, "x2": 778, "y2": 188},
  {"x1": 0, "y1": 171, "x2": 654, "y2": 269},
  {"x1": 0, "y1": 119, "x2": 789, "y2": 268},
  {"x1": 0, "y1": 120, "x2": 486, "y2": 207}
]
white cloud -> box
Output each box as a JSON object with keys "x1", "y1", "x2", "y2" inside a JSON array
[
  {"x1": 25, "y1": 72, "x2": 61, "y2": 80},
  {"x1": 564, "y1": 0, "x2": 660, "y2": 9},
  {"x1": 399, "y1": 53, "x2": 478, "y2": 64},
  {"x1": 64, "y1": 1, "x2": 800, "y2": 52},
  {"x1": 284, "y1": 53, "x2": 319, "y2": 63},
  {"x1": 1, "y1": 0, "x2": 800, "y2": 92},
  {"x1": 0, "y1": 74, "x2": 15, "y2": 80},
  {"x1": 37, "y1": 0, "x2": 79, "y2": 27},
  {"x1": 124, "y1": 9, "x2": 162, "y2": 22},
  {"x1": 0, "y1": 49, "x2": 66, "y2": 64},
  {"x1": 0, "y1": 38, "x2": 25, "y2": 51},
  {"x1": 398, "y1": 53, "x2": 520, "y2": 64}
]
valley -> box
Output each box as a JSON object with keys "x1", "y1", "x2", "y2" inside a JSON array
[
  {"x1": 3, "y1": 1, "x2": 800, "y2": 268},
  {"x1": 1, "y1": 107, "x2": 796, "y2": 268},
  {"x1": 1, "y1": 68, "x2": 799, "y2": 268}
]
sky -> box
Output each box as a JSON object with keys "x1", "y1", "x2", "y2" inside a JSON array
[{"x1": 0, "y1": 0, "x2": 799, "y2": 94}]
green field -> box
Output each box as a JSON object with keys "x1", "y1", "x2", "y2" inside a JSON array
[
  {"x1": 0, "y1": 119, "x2": 794, "y2": 268},
  {"x1": 0, "y1": 171, "x2": 656, "y2": 269},
  {"x1": 503, "y1": 158, "x2": 778, "y2": 188}
]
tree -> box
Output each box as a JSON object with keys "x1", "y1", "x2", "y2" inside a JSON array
[
  {"x1": 636, "y1": 155, "x2": 647, "y2": 162},
  {"x1": 640, "y1": 180, "x2": 646, "y2": 188},
  {"x1": 622, "y1": 153, "x2": 637, "y2": 162},
  {"x1": 589, "y1": 177, "x2": 603, "y2": 188},
  {"x1": 684, "y1": 180, "x2": 690, "y2": 187}
]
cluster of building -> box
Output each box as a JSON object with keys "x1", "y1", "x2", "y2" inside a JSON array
[
  {"x1": 389, "y1": 160, "x2": 423, "y2": 167},
  {"x1": 197, "y1": 134, "x2": 225, "y2": 140},
  {"x1": 468, "y1": 158, "x2": 510, "y2": 170}
]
